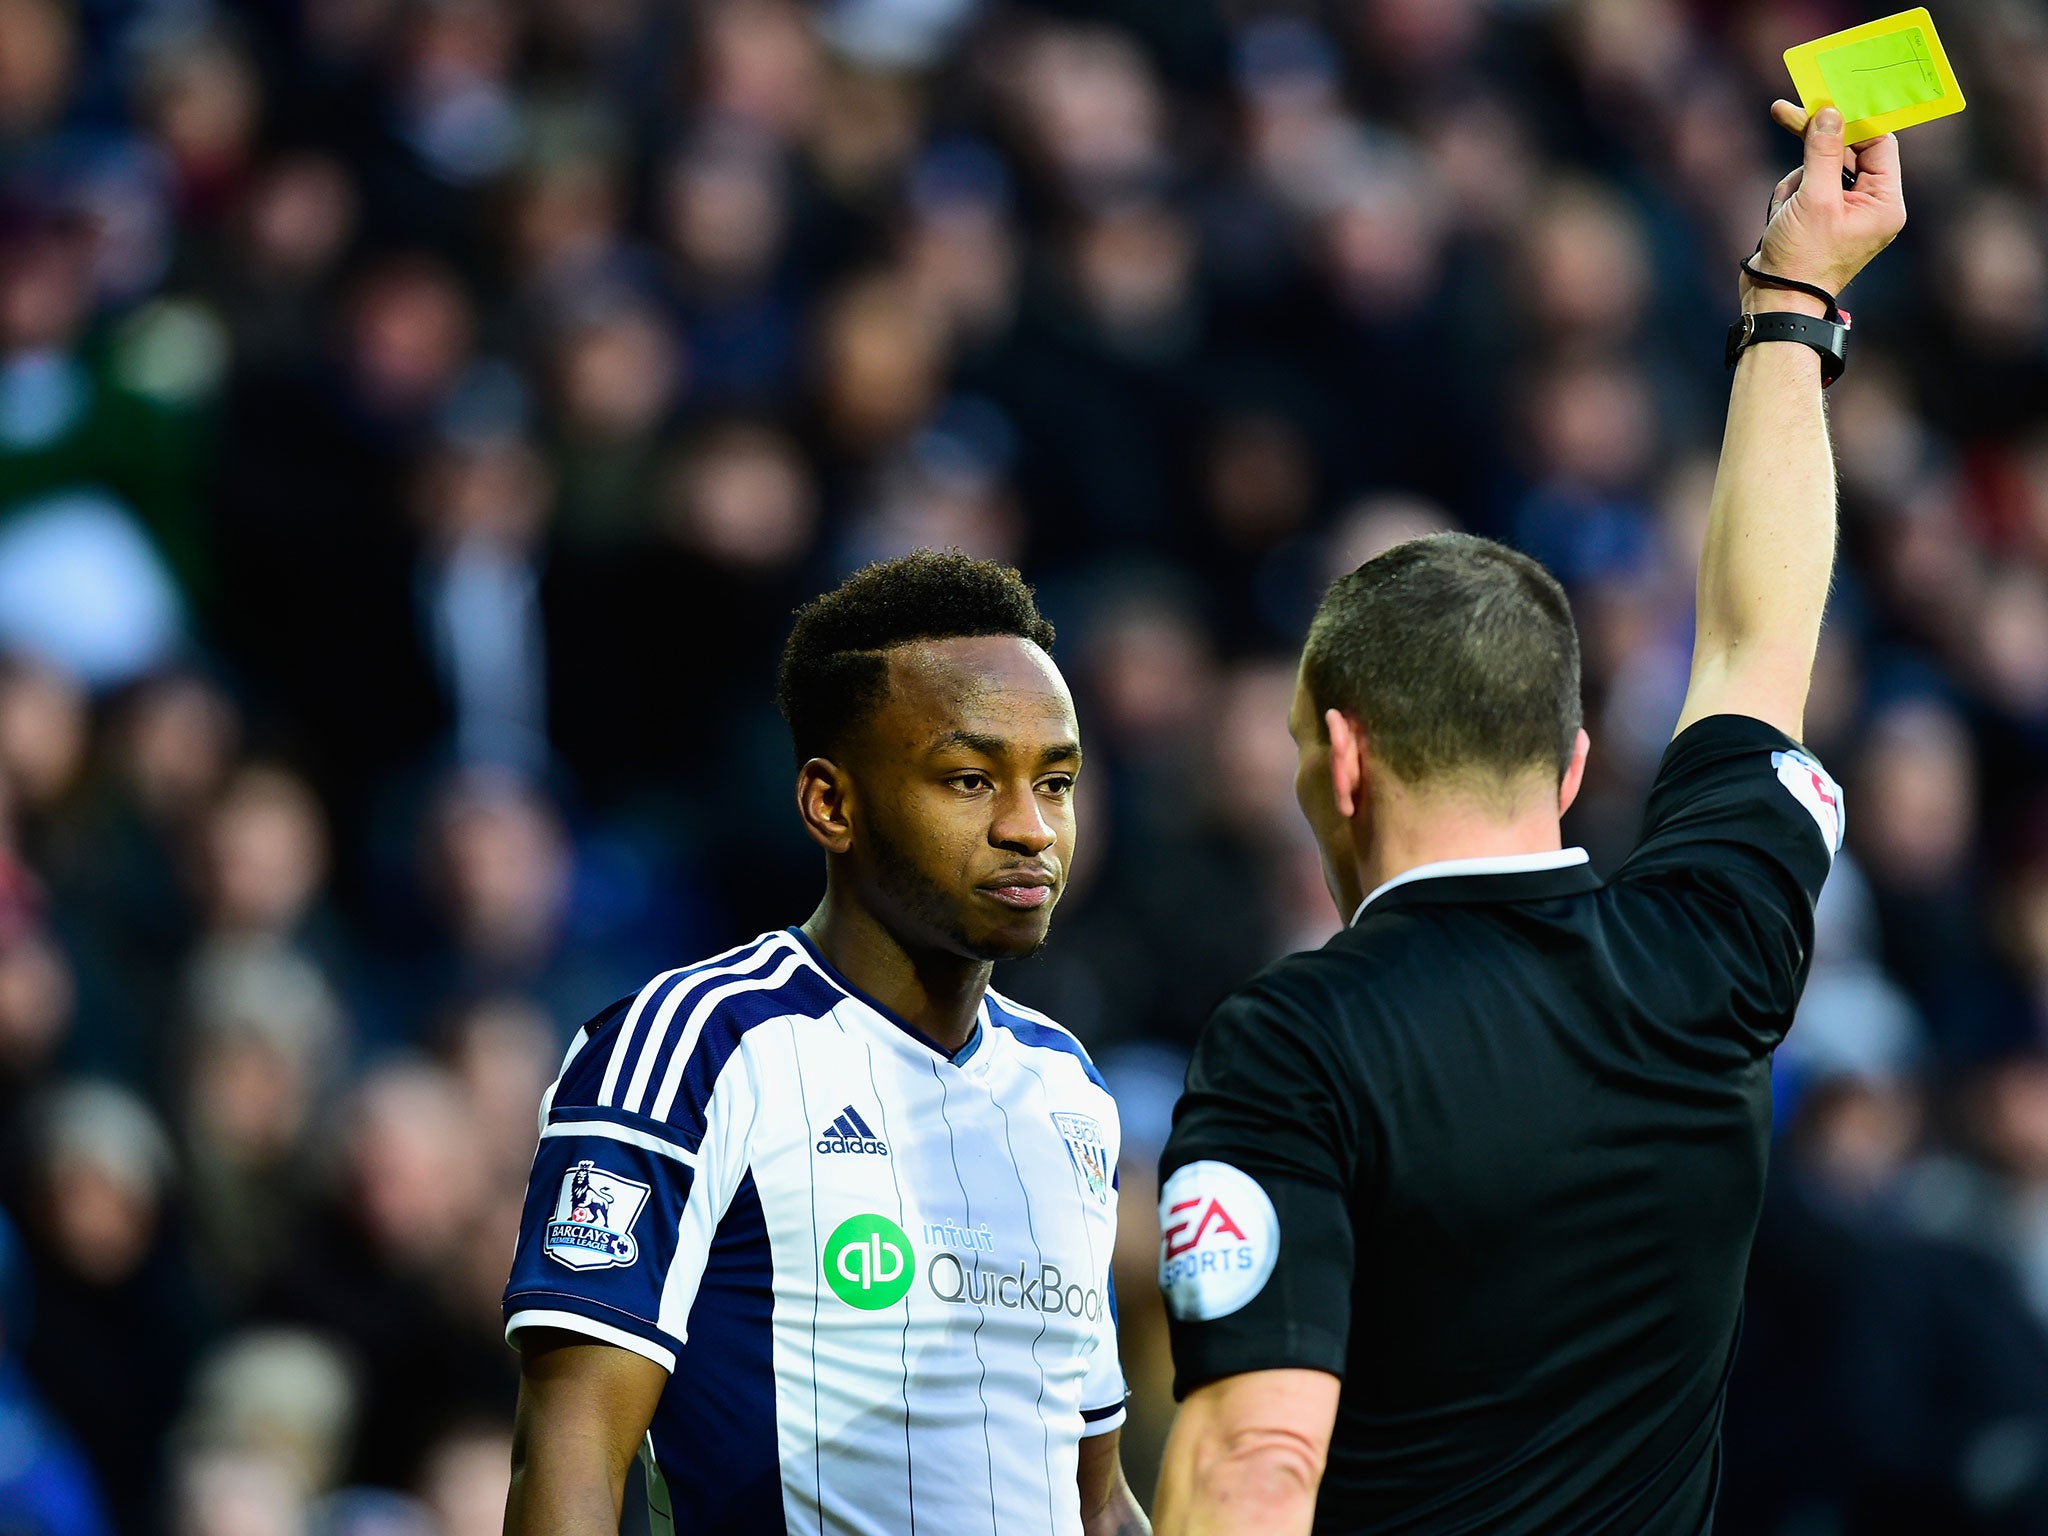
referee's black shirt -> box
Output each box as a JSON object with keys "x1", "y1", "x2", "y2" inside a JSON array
[{"x1": 1159, "y1": 715, "x2": 1845, "y2": 1535}]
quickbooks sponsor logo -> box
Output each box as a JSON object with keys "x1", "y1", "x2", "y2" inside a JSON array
[
  {"x1": 823, "y1": 1214, "x2": 914, "y2": 1309},
  {"x1": 926, "y1": 1253, "x2": 1105, "y2": 1321}
]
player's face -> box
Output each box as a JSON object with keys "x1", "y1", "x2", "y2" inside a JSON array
[
  {"x1": 1289, "y1": 670, "x2": 1363, "y2": 918},
  {"x1": 846, "y1": 636, "x2": 1081, "y2": 962}
]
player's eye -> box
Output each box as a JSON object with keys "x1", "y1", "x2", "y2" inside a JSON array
[
  {"x1": 946, "y1": 772, "x2": 992, "y2": 793},
  {"x1": 1038, "y1": 775, "x2": 1076, "y2": 797}
]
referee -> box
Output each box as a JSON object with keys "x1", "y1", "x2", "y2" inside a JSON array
[{"x1": 1150, "y1": 104, "x2": 1903, "y2": 1535}]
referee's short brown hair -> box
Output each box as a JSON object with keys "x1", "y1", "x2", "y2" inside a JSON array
[{"x1": 1303, "y1": 533, "x2": 1582, "y2": 791}]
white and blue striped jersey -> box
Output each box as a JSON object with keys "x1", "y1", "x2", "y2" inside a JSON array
[{"x1": 503, "y1": 927, "x2": 1127, "y2": 1536}]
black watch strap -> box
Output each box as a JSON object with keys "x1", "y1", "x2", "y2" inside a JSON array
[{"x1": 1725, "y1": 310, "x2": 1850, "y2": 387}]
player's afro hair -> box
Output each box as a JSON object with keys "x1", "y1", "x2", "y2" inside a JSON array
[{"x1": 776, "y1": 549, "x2": 1056, "y2": 763}]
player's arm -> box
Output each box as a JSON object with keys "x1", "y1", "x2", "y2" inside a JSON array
[
  {"x1": 1153, "y1": 1370, "x2": 1340, "y2": 1536},
  {"x1": 1079, "y1": 1428, "x2": 1151, "y2": 1536},
  {"x1": 506, "y1": 1330, "x2": 668, "y2": 1535},
  {"x1": 1674, "y1": 104, "x2": 1906, "y2": 741}
]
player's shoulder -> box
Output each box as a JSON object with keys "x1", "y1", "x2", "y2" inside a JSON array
[
  {"x1": 584, "y1": 929, "x2": 828, "y2": 1045},
  {"x1": 981, "y1": 987, "x2": 1109, "y2": 1094},
  {"x1": 552, "y1": 929, "x2": 845, "y2": 1121}
]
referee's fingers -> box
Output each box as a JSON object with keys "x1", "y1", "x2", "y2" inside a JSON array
[
  {"x1": 1771, "y1": 166, "x2": 1803, "y2": 215},
  {"x1": 1801, "y1": 106, "x2": 1845, "y2": 209},
  {"x1": 1773, "y1": 102, "x2": 1860, "y2": 183},
  {"x1": 1847, "y1": 130, "x2": 1903, "y2": 204}
]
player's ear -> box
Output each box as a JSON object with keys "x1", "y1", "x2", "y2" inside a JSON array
[
  {"x1": 1557, "y1": 729, "x2": 1591, "y2": 817},
  {"x1": 796, "y1": 757, "x2": 855, "y2": 854},
  {"x1": 1325, "y1": 709, "x2": 1366, "y2": 820}
]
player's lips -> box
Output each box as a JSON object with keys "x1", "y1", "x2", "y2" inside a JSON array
[{"x1": 980, "y1": 872, "x2": 1055, "y2": 909}]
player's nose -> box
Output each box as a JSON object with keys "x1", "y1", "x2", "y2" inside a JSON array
[{"x1": 989, "y1": 785, "x2": 1056, "y2": 855}]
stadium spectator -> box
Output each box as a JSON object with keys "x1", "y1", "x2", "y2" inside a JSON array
[
  {"x1": 0, "y1": 1207, "x2": 110, "y2": 1536},
  {"x1": 21, "y1": 1083, "x2": 199, "y2": 1534}
]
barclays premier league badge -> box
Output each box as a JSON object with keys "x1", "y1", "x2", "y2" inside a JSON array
[
  {"x1": 543, "y1": 1159, "x2": 652, "y2": 1271},
  {"x1": 1054, "y1": 1112, "x2": 1111, "y2": 1204},
  {"x1": 1158, "y1": 1160, "x2": 1280, "y2": 1320}
]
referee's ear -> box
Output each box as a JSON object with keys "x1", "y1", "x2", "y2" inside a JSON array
[
  {"x1": 1558, "y1": 729, "x2": 1591, "y2": 816},
  {"x1": 796, "y1": 757, "x2": 856, "y2": 853},
  {"x1": 1324, "y1": 708, "x2": 1367, "y2": 820}
]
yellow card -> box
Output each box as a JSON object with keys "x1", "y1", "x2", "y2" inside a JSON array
[{"x1": 1784, "y1": 7, "x2": 1966, "y2": 143}]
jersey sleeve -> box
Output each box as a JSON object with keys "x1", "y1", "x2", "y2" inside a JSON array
[
  {"x1": 1157, "y1": 972, "x2": 1363, "y2": 1398},
  {"x1": 503, "y1": 999, "x2": 752, "y2": 1372},
  {"x1": 1080, "y1": 1175, "x2": 1127, "y2": 1436},
  {"x1": 1611, "y1": 713, "x2": 1843, "y2": 1048}
]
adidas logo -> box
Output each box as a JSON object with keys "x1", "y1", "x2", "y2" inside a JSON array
[{"x1": 816, "y1": 1105, "x2": 888, "y2": 1156}]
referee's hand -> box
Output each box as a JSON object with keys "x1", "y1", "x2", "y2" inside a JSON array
[{"x1": 1742, "y1": 101, "x2": 1906, "y2": 312}]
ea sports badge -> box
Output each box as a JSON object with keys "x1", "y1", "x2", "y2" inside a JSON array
[
  {"x1": 543, "y1": 1159, "x2": 652, "y2": 1271},
  {"x1": 1158, "y1": 1160, "x2": 1280, "y2": 1321}
]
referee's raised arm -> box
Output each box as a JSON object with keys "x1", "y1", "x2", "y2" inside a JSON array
[
  {"x1": 1151, "y1": 105, "x2": 1906, "y2": 1536},
  {"x1": 1676, "y1": 104, "x2": 1905, "y2": 741}
]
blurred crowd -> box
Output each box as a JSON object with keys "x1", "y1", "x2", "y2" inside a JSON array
[{"x1": 0, "y1": 0, "x2": 2045, "y2": 1531}]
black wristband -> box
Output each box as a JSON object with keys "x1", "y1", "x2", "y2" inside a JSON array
[{"x1": 1725, "y1": 310, "x2": 1851, "y2": 386}]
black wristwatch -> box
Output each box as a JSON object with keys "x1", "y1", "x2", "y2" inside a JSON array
[{"x1": 1725, "y1": 310, "x2": 1851, "y2": 386}]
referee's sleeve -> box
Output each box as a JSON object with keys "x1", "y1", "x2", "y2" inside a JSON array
[
  {"x1": 1622, "y1": 713, "x2": 1841, "y2": 901},
  {"x1": 1157, "y1": 976, "x2": 1361, "y2": 1399},
  {"x1": 1613, "y1": 712, "x2": 1843, "y2": 1050}
]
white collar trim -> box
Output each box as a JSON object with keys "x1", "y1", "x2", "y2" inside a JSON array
[{"x1": 1350, "y1": 847, "x2": 1590, "y2": 926}]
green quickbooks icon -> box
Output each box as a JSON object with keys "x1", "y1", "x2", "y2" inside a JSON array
[{"x1": 823, "y1": 1214, "x2": 915, "y2": 1309}]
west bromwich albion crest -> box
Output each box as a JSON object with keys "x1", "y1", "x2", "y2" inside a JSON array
[
  {"x1": 1053, "y1": 1112, "x2": 1111, "y2": 1204},
  {"x1": 544, "y1": 1159, "x2": 652, "y2": 1271}
]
